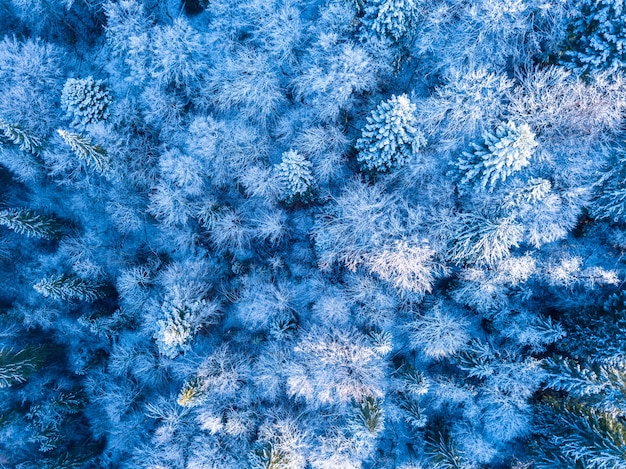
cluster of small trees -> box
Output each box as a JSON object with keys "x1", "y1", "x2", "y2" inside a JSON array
[{"x1": 0, "y1": 0, "x2": 625, "y2": 467}]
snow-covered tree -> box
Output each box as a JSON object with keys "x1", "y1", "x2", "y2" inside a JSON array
[
  {"x1": 287, "y1": 326, "x2": 386, "y2": 407},
  {"x1": 34, "y1": 274, "x2": 104, "y2": 301},
  {"x1": 362, "y1": 0, "x2": 421, "y2": 44},
  {"x1": 418, "y1": 66, "x2": 513, "y2": 146},
  {"x1": 103, "y1": 0, "x2": 152, "y2": 83},
  {"x1": 206, "y1": 47, "x2": 285, "y2": 123},
  {"x1": 561, "y1": 0, "x2": 626, "y2": 73},
  {"x1": 0, "y1": 37, "x2": 63, "y2": 135},
  {"x1": 249, "y1": 2, "x2": 305, "y2": 65},
  {"x1": 356, "y1": 94, "x2": 426, "y2": 175},
  {"x1": 503, "y1": 178, "x2": 576, "y2": 248},
  {"x1": 592, "y1": 151, "x2": 626, "y2": 224},
  {"x1": 294, "y1": 124, "x2": 349, "y2": 184},
  {"x1": 34, "y1": 274, "x2": 104, "y2": 302},
  {"x1": 408, "y1": 302, "x2": 470, "y2": 360},
  {"x1": 0, "y1": 346, "x2": 46, "y2": 388},
  {"x1": 61, "y1": 77, "x2": 112, "y2": 128},
  {"x1": 425, "y1": 425, "x2": 472, "y2": 469},
  {"x1": 0, "y1": 209, "x2": 60, "y2": 239},
  {"x1": 0, "y1": 118, "x2": 43, "y2": 154},
  {"x1": 275, "y1": 149, "x2": 315, "y2": 205},
  {"x1": 57, "y1": 129, "x2": 110, "y2": 174},
  {"x1": 366, "y1": 239, "x2": 438, "y2": 296},
  {"x1": 154, "y1": 297, "x2": 220, "y2": 359},
  {"x1": 347, "y1": 396, "x2": 386, "y2": 438},
  {"x1": 447, "y1": 212, "x2": 523, "y2": 267},
  {"x1": 313, "y1": 179, "x2": 397, "y2": 271},
  {"x1": 532, "y1": 286, "x2": 626, "y2": 468},
  {"x1": 534, "y1": 399, "x2": 626, "y2": 468},
  {"x1": 292, "y1": 39, "x2": 381, "y2": 122},
  {"x1": 149, "y1": 18, "x2": 208, "y2": 90},
  {"x1": 457, "y1": 120, "x2": 537, "y2": 191}
]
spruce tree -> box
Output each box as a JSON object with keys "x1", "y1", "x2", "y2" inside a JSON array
[
  {"x1": 348, "y1": 396, "x2": 385, "y2": 437},
  {"x1": 154, "y1": 302, "x2": 199, "y2": 359},
  {"x1": 457, "y1": 120, "x2": 537, "y2": 191},
  {"x1": 275, "y1": 149, "x2": 315, "y2": 205},
  {"x1": 0, "y1": 346, "x2": 46, "y2": 388},
  {"x1": 534, "y1": 399, "x2": 626, "y2": 468},
  {"x1": 356, "y1": 94, "x2": 426, "y2": 175},
  {"x1": 57, "y1": 129, "x2": 110, "y2": 173},
  {"x1": 154, "y1": 299, "x2": 219, "y2": 359},
  {"x1": 0, "y1": 118, "x2": 43, "y2": 154},
  {"x1": 425, "y1": 424, "x2": 469, "y2": 469},
  {"x1": 177, "y1": 377, "x2": 207, "y2": 407},
  {"x1": 592, "y1": 152, "x2": 626, "y2": 224},
  {"x1": 26, "y1": 390, "x2": 89, "y2": 453},
  {"x1": 533, "y1": 292, "x2": 626, "y2": 468},
  {"x1": 560, "y1": 0, "x2": 626, "y2": 73},
  {"x1": 61, "y1": 77, "x2": 112, "y2": 128},
  {"x1": 362, "y1": 0, "x2": 421, "y2": 44},
  {"x1": 0, "y1": 209, "x2": 60, "y2": 239},
  {"x1": 33, "y1": 274, "x2": 103, "y2": 302}
]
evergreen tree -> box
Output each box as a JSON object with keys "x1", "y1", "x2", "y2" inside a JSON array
[
  {"x1": 0, "y1": 118, "x2": 43, "y2": 154},
  {"x1": 177, "y1": 377, "x2": 207, "y2": 407},
  {"x1": 457, "y1": 120, "x2": 537, "y2": 191},
  {"x1": 275, "y1": 149, "x2": 315, "y2": 205},
  {"x1": 26, "y1": 390, "x2": 88, "y2": 452},
  {"x1": 347, "y1": 396, "x2": 385, "y2": 437},
  {"x1": 0, "y1": 346, "x2": 46, "y2": 388},
  {"x1": 249, "y1": 443, "x2": 292, "y2": 469},
  {"x1": 425, "y1": 424, "x2": 470, "y2": 469},
  {"x1": 0, "y1": 209, "x2": 60, "y2": 239},
  {"x1": 543, "y1": 356, "x2": 625, "y2": 412},
  {"x1": 33, "y1": 274, "x2": 104, "y2": 302},
  {"x1": 533, "y1": 291, "x2": 626, "y2": 468},
  {"x1": 57, "y1": 129, "x2": 110, "y2": 174},
  {"x1": 362, "y1": 0, "x2": 421, "y2": 44},
  {"x1": 78, "y1": 308, "x2": 134, "y2": 339},
  {"x1": 154, "y1": 298, "x2": 220, "y2": 359},
  {"x1": 61, "y1": 77, "x2": 112, "y2": 128},
  {"x1": 356, "y1": 94, "x2": 426, "y2": 175},
  {"x1": 534, "y1": 399, "x2": 626, "y2": 469},
  {"x1": 593, "y1": 182, "x2": 626, "y2": 224},
  {"x1": 155, "y1": 301, "x2": 202, "y2": 359},
  {"x1": 592, "y1": 151, "x2": 626, "y2": 223},
  {"x1": 560, "y1": 0, "x2": 626, "y2": 73}
]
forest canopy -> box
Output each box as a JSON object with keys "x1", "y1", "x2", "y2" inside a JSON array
[{"x1": 0, "y1": 0, "x2": 625, "y2": 468}]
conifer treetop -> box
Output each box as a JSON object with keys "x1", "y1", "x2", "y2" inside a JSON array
[
  {"x1": 57, "y1": 129, "x2": 110, "y2": 174},
  {"x1": 356, "y1": 93, "x2": 426, "y2": 175},
  {"x1": 61, "y1": 76, "x2": 112, "y2": 128},
  {"x1": 457, "y1": 120, "x2": 537, "y2": 191},
  {"x1": 275, "y1": 149, "x2": 315, "y2": 205}
]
